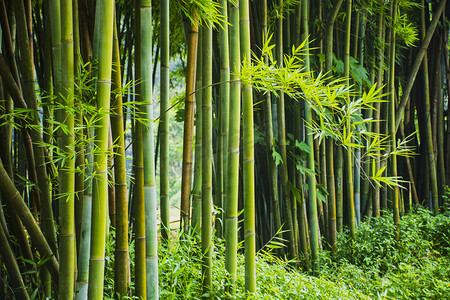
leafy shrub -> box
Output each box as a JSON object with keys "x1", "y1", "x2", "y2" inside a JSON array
[{"x1": 321, "y1": 208, "x2": 450, "y2": 299}]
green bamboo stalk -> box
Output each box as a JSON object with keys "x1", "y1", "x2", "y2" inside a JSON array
[
  {"x1": 277, "y1": 0, "x2": 298, "y2": 260},
  {"x1": 262, "y1": 0, "x2": 282, "y2": 244},
  {"x1": 201, "y1": 20, "x2": 213, "y2": 298},
  {"x1": 323, "y1": 0, "x2": 343, "y2": 244},
  {"x1": 215, "y1": 0, "x2": 230, "y2": 239},
  {"x1": 134, "y1": 121, "x2": 147, "y2": 299},
  {"x1": 180, "y1": 12, "x2": 199, "y2": 232},
  {"x1": 373, "y1": 11, "x2": 384, "y2": 218},
  {"x1": 139, "y1": 0, "x2": 158, "y2": 297},
  {"x1": 343, "y1": 0, "x2": 356, "y2": 239},
  {"x1": 160, "y1": 0, "x2": 170, "y2": 243},
  {"x1": 111, "y1": 18, "x2": 130, "y2": 297},
  {"x1": 389, "y1": 0, "x2": 400, "y2": 239},
  {"x1": 87, "y1": 0, "x2": 114, "y2": 298},
  {"x1": 336, "y1": 146, "x2": 344, "y2": 232},
  {"x1": 74, "y1": 21, "x2": 93, "y2": 300},
  {"x1": 293, "y1": 3, "x2": 309, "y2": 258},
  {"x1": 133, "y1": 1, "x2": 146, "y2": 296},
  {"x1": 191, "y1": 26, "x2": 203, "y2": 234},
  {"x1": 436, "y1": 45, "x2": 445, "y2": 205},
  {"x1": 58, "y1": 1, "x2": 76, "y2": 297},
  {"x1": 419, "y1": 0, "x2": 439, "y2": 213},
  {"x1": 224, "y1": 0, "x2": 240, "y2": 291},
  {"x1": 241, "y1": 0, "x2": 256, "y2": 291},
  {"x1": 294, "y1": 8, "x2": 310, "y2": 259}
]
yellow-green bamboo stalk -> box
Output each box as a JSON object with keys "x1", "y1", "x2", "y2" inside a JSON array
[
  {"x1": 224, "y1": 0, "x2": 240, "y2": 291},
  {"x1": 191, "y1": 27, "x2": 203, "y2": 234},
  {"x1": 389, "y1": 0, "x2": 400, "y2": 240},
  {"x1": 87, "y1": 0, "x2": 114, "y2": 298},
  {"x1": 180, "y1": 12, "x2": 199, "y2": 232},
  {"x1": 111, "y1": 18, "x2": 130, "y2": 297},
  {"x1": 59, "y1": 1, "x2": 76, "y2": 297},
  {"x1": 160, "y1": 0, "x2": 170, "y2": 243},
  {"x1": 133, "y1": 1, "x2": 146, "y2": 296},
  {"x1": 344, "y1": 0, "x2": 356, "y2": 239},
  {"x1": 139, "y1": 1, "x2": 158, "y2": 297},
  {"x1": 202, "y1": 20, "x2": 213, "y2": 297},
  {"x1": 215, "y1": 0, "x2": 230, "y2": 238},
  {"x1": 241, "y1": 0, "x2": 256, "y2": 291}
]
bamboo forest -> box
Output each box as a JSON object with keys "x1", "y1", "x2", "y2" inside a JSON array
[{"x1": 2, "y1": 0, "x2": 450, "y2": 299}]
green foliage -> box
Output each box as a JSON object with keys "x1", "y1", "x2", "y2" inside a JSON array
[
  {"x1": 158, "y1": 233, "x2": 369, "y2": 299},
  {"x1": 240, "y1": 34, "x2": 413, "y2": 190},
  {"x1": 97, "y1": 208, "x2": 450, "y2": 299},
  {"x1": 321, "y1": 208, "x2": 450, "y2": 299}
]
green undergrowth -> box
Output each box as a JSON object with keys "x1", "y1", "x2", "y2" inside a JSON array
[
  {"x1": 157, "y1": 233, "x2": 368, "y2": 299},
  {"x1": 321, "y1": 207, "x2": 450, "y2": 299},
  {"x1": 103, "y1": 207, "x2": 450, "y2": 299}
]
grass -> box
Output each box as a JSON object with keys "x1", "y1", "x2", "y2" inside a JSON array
[{"x1": 102, "y1": 207, "x2": 450, "y2": 299}]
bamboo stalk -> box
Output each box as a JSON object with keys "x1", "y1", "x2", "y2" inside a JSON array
[
  {"x1": 191, "y1": 26, "x2": 203, "y2": 234},
  {"x1": 111, "y1": 17, "x2": 130, "y2": 297},
  {"x1": 241, "y1": 0, "x2": 256, "y2": 291},
  {"x1": 201, "y1": 20, "x2": 213, "y2": 297},
  {"x1": 139, "y1": 0, "x2": 159, "y2": 297},
  {"x1": 160, "y1": 0, "x2": 170, "y2": 243},
  {"x1": 224, "y1": 0, "x2": 240, "y2": 292},
  {"x1": 277, "y1": 0, "x2": 298, "y2": 260},
  {"x1": 215, "y1": 0, "x2": 230, "y2": 239},
  {"x1": 180, "y1": 11, "x2": 199, "y2": 232},
  {"x1": 87, "y1": 0, "x2": 114, "y2": 297},
  {"x1": 133, "y1": 1, "x2": 146, "y2": 296}
]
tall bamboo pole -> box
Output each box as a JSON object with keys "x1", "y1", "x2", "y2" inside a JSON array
[
  {"x1": 139, "y1": 0, "x2": 159, "y2": 297},
  {"x1": 215, "y1": 0, "x2": 230, "y2": 238},
  {"x1": 373, "y1": 10, "x2": 384, "y2": 218},
  {"x1": 111, "y1": 18, "x2": 130, "y2": 297},
  {"x1": 180, "y1": 12, "x2": 199, "y2": 231},
  {"x1": 241, "y1": 0, "x2": 256, "y2": 291},
  {"x1": 420, "y1": 0, "x2": 439, "y2": 213},
  {"x1": 191, "y1": 27, "x2": 203, "y2": 234},
  {"x1": 323, "y1": 0, "x2": 343, "y2": 243},
  {"x1": 133, "y1": 1, "x2": 146, "y2": 296},
  {"x1": 87, "y1": 0, "x2": 114, "y2": 298},
  {"x1": 224, "y1": 0, "x2": 240, "y2": 292},
  {"x1": 277, "y1": 0, "x2": 298, "y2": 260},
  {"x1": 389, "y1": 0, "x2": 400, "y2": 240},
  {"x1": 202, "y1": 19, "x2": 213, "y2": 298},
  {"x1": 344, "y1": 0, "x2": 356, "y2": 238},
  {"x1": 262, "y1": 0, "x2": 282, "y2": 244},
  {"x1": 58, "y1": 1, "x2": 76, "y2": 297},
  {"x1": 160, "y1": 0, "x2": 170, "y2": 243},
  {"x1": 298, "y1": 0, "x2": 312, "y2": 261}
]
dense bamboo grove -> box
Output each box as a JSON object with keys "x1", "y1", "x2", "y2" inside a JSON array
[{"x1": 0, "y1": 0, "x2": 450, "y2": 298}]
